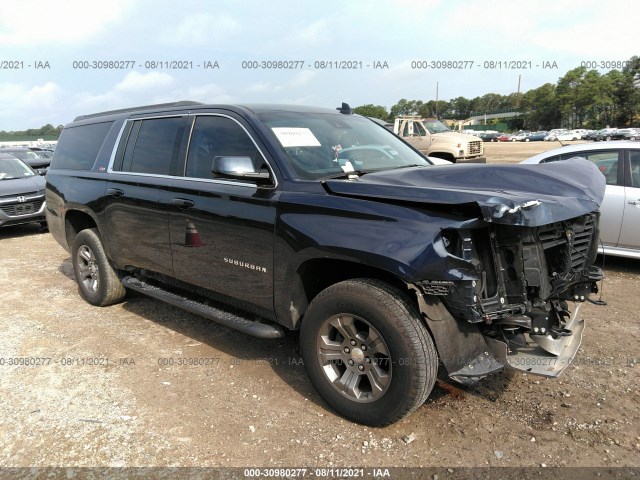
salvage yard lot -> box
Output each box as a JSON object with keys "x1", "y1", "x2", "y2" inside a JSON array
[{"x1": 0, "y1": 141, "x2": 638, "y2": 470}]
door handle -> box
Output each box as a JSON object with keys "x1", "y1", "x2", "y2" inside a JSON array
[
  {"x1": 107, "y1": 188, "x2": 124, "y2": 198},
  {"x1": 629, "y1": 200, "x2": 640, "y2": 206},
  {"x1": 171, "y1": 198, "x2": 195, "y2": 209}
]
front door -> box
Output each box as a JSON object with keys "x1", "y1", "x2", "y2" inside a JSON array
[{"x1": 168, "y1": 114, "x2": 278, "y2": 314}]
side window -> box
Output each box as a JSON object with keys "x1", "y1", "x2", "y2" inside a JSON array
[
  {"x1": 544, "y1": 151, "x2": 620, "y2": 186},
  {"x1": 125, "y1": 117, "x2": 185, "y2": 175},
  {"x1": 185, "y1": 116, "x2": 264, "y2": 181},
  {"x1": 53, "y1": 121, "x2": 114, "y2": 170},
  {"x1": 401, "y1": 122, "x2": 410, "y2": 136},
  {"x1": 630, "y1": 151, "x2": 640, "y2": 188},
  {"x1": 414, "y1": 122, "x2": 426, "y2": 136},
  {"x1": 574, "y1": 151, "x2": 620, "y2": 186}
]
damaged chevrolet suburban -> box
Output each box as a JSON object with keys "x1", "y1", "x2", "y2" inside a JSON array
[{"x1": 45, "y1": 101, "x2": 605, "y2": 426}]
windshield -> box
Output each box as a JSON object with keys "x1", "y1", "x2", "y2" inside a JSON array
[
  {"x1": 0, "y1": 157, "x2": 36, "y2": 179},
  {"x1": 422, "y1": 118, "x2": 450, "y2": 134},
  {"x1": 6, "y1": 150, "x2": 39, "y2": 161},
  {"x1": 257, "y1": 112, "x2": 429, "y2": 180}
]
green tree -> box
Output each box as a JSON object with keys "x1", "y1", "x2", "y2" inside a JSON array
[
  {"x1": 389, "y1": 99, "x2": 424, "y2": 119},
  {"x1": 449, "y1": 96, "x2": 472, "y2": 119},
  {"x1": 520, "y1": 83, "x2": 559, "y2": 130},
  {"x1": 353, "y1": 104, "x2": 390, "y2": 121},
  {"x1": 613, "y1": 56, "x2": 640, "y2": 126}
]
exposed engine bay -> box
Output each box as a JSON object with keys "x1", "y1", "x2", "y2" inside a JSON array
[{"x1": 415, "y1": 213, "x2": 603, "y2": 381}]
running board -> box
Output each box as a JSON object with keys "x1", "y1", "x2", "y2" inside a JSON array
[{"x1": 121, "y1": 276, "x2": 284, "y2": 339}]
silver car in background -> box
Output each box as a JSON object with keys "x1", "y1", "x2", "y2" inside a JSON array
[
  {"x1": 0, "y1": 153, "x2": 47, "y2": 228},
  {"x1": 521, "y1": 141, "x2": 640, "y2": 259}
]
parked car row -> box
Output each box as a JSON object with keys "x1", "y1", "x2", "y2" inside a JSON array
[
  {"x1": 481, "y1": 127, "x2": 639, "y2": 143},
  {"x1": 0, "y1": 147, "x2": 52, "y2": 174}
]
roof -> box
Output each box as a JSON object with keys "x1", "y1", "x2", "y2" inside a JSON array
[{"x1": 70, "y1": 101, "x2": 346, "y2": 125}]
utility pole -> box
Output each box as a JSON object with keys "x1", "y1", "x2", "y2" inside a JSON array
[{"x1": 435, "y1": 81, "x2": 439, "y2": 118}]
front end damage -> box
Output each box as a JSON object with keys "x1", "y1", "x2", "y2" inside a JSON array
[
  {"x1": 323, "y1": 158, "x2": 606, "y2": 383},
  {"x1": 412, "y1": 212, "x2": 603, "y2": 383}
]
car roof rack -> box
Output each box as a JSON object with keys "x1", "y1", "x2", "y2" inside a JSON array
[{"x1": 73, "y1": 101, "x2": 204, "y2": 121}]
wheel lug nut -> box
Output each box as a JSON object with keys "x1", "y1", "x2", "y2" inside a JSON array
[
  {"x1": 348, "y1": 359, "x2": 355, "y2": 366},
  {"x1": 358, "y1": 364, "x2": 364, "y2": 371},
  {"x1": 361, "y1": 345, "x2": 367, "y2": 351},
  {"x1": 344, "y1": 347, "x2": 350, "y2": 354},
  {"x1": 350, "y1": 340, "x2": 356, "y2": 346},
  {"x1": 365, "y1": 358, "x2": 371, "y2": 364}
]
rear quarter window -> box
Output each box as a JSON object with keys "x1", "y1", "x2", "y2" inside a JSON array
[{"x1": 52, "y1": 121, "x2": 114, "y2": 170}]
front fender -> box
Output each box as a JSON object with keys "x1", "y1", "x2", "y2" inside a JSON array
[{"x1": 272, "y1": 192, "x2": 480, "y2": 326}]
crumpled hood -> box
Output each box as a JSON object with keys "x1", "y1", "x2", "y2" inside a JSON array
[
  {"x1": 323, "y1": 158, "x2": 606, "y2": 226},
  {"x1": 0, "y1": 176, "x2": 46, "y2": 197}
]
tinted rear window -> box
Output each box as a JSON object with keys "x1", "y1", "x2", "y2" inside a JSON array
[
  {"x1": 126, "y1": 117, "x2": 185, "y2": 175},
  {"x1": 53, "y1": 122, "x2": 114, "y2": 170}
]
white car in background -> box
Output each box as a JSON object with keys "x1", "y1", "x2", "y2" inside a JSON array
[
  {"x1": 546, "y1": 130, "x2": 580, "y2": 141},
  {"x1": 521, "y1": 141, "x2": 640, "y2": 259},
  {"x1": 570, "y1": 129, "x2": 588, "y2": 139}
]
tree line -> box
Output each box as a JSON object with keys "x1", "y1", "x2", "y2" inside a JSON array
[
  {"x1": 0, "y1": 123, "x2": 64, "y2": 141},
  {"x1": 354, "y1": 56, "x2": 640, "y2": 131}
]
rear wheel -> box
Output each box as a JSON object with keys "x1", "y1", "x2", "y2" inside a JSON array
[
  {"x1": 300, "y1": 279, "x2": 438, "y2": 426},
  {"x1": 72, "y1": 228, "x2": 126, "y2": 306}
]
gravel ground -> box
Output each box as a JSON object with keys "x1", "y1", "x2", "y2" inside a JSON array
[{"x1": 0, "y1": 142, "x2": 638, "y2": 476}]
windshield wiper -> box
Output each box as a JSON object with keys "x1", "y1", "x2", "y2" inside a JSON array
[
  {"x1": 388, "y1": 164, "x2": 426, "y2": 170},
  {"x1": 321, "y1": 170, "x2": 370, "y2": 180}
]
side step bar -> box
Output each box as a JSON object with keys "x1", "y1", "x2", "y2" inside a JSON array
[{"x1": 121, "y1": 276, "x2": 284, "y2": 339}]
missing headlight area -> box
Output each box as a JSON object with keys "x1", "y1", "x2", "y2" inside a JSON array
[{"x1": 424, "y1": 213, "x2": 604, "y2": 377}]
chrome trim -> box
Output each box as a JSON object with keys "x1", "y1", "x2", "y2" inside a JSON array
[
  {"x1": 0, "y1": 194, "x2": 45, "y2": 205},
  {"x1": 106, "y1": 170, "x2": 259, "y2": 188},
  {"x1": 183, "y1": 116, "x2": 197, "y2": 176},
  {"x1": 106, "y1": 121, "x2": 129, "y2": 173}
]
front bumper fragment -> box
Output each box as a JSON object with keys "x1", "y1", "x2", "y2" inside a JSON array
[{"x1": 484, "y1": 303, "x2": 585, "y2": 377}]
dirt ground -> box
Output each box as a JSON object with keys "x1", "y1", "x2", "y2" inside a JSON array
[{"x1": 1, "y1": 141, "x2": 638, "y2": 475}]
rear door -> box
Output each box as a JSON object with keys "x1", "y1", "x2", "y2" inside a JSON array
[
  {"x1": 102, "y1": 115, "x2": 189, "y2": 275},
  {"x1": 617, "y1": 150, "x2": 640, "y2": 250},
  {"x1": 167, "y1": 113, "x2": 278, "y2": 315}
]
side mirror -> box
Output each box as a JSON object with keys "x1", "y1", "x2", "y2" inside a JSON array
[{"x1": 212, "y1": 156, "x2": 271, "y2": 182}]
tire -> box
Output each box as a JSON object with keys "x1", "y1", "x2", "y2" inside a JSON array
[
  {"x1": 71, "y1": 228, "x2": 126, "y2": 306},
  {"x1": 300, "y1": 279, "x2": 438, "y2": 426}
]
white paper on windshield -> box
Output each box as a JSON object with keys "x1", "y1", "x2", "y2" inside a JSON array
[
  {"x1": 341, "y1": 161, "x2": 355, "y2": 173},
  {"x1": 272, "y1": 127, "x2": 321, "y2": 147}
]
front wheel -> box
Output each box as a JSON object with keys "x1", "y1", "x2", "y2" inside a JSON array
[
  {"x1": 72, "y1": 228, "x2": 126, "y2": 306},
  {"x1": 300, "y1": 279, "x2": 438, "y2": 426}
]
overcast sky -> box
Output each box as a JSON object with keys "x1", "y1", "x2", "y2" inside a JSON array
[{"x1": 0, "y1": 0, "x2": 638, "y2": 130}]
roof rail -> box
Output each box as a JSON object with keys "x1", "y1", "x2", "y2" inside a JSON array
[{"x1": 73, "y1": 101, "x2": 204, "y2": 121}]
